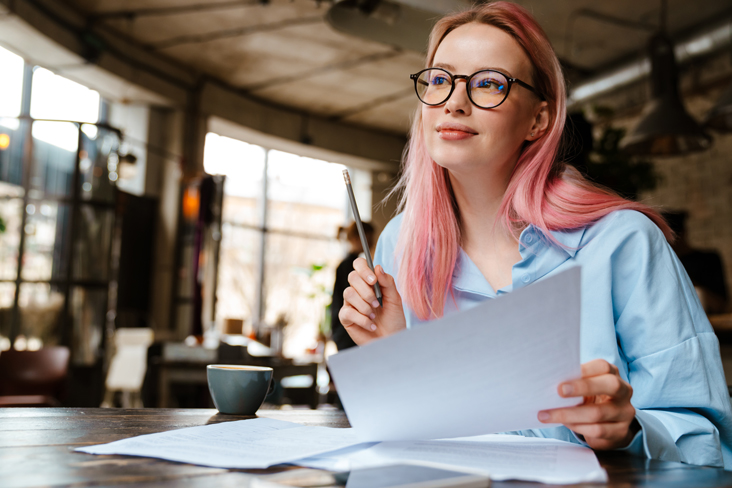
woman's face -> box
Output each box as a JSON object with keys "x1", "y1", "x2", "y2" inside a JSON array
[{"x1": 422, "y1": 22, "x2": 547, "y2": 178}]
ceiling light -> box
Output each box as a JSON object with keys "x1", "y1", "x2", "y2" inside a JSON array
[{"x1": 620, "y1": 32, "x2": 712, "y2": 156}]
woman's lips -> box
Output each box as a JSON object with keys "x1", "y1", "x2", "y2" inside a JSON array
[
  {"x1": 438, "y1": 129, "x2": 477, "y2": 140},
  {"x1": 436, "y1": 123, "x2": 478, "y2": 141}
]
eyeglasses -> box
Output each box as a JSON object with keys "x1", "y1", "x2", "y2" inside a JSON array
[{"x1": 410, "y1": 68, "x2": 545, "y2": 109}]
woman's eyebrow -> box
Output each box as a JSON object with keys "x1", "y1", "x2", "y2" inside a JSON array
[{"x1": 431, "y1": 63, "x2": 514, "y2": 77}]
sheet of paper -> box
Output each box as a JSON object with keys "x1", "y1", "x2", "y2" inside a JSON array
[
  {"x1": 328, "y1": 267, "x2": 582, "y2": 442},
  {"x1": 294, "y1": 434, "x2": 607, "y2": 485},
  {"x1": 76, "y1": 418, "x2": 360, "y2": 469}
]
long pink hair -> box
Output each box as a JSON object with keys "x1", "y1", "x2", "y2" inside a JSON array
[{"x1": 394, "y1": 2, "x2": 671, "y2": 321}]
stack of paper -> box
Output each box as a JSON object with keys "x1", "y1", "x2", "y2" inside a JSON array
[
  {"x1": 77, "y1": 269, "x2": 607, "y2": 483},
  {"x1": 76, "y1": 418, "x2": 360, "y2": 469},
  {"x1": 327, "y1": 267, "x2": 583, "y2": 442}
]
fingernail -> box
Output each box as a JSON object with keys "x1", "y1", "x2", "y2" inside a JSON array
[
  {"x1": 561, "y1": 384, "x2": 574, "y2": 396},
  {"x1": 538, "y1": 411, "x2": 550, "y2": 421},
  {"x1": 369, "y1": 313, "x2": 376, "y2": 320},
  {"x1": 370, "y1": 324, "x2": 377, "y2": 331},
  {"x1": 367, "y1": 275, "x2": 376, "y2": 284},
  {"x1": 372, "y1": 300, "x2": 380, "y2": 308}
]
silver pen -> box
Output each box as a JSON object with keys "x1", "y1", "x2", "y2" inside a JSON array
[{"x1": 342, "y1": 170, "x2": 383, "y2": 307}]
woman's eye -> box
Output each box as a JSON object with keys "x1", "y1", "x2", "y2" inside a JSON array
[
  {"x1": 475, "y1": 79, "x2": 503, "y2": 90},
  {"x1": 430, "y1": 76, "x2": 449, "y2": 86}
]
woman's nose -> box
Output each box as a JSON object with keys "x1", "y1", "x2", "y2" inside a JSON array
[{"x1": 445, "y1": 79, "x2": 472, "y2": 114}]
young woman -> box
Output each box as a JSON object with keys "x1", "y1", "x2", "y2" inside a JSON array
[{"x1": 338, "y1": 1, "x2": 732, "y2": 468}]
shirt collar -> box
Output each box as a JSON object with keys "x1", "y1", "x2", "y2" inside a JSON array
[
  {"x1": 531, "y1": 224, "x2": 587, "y2": 258},
  {"x1": 452, "y1": 223, "x2": 587, "y2": 297}
]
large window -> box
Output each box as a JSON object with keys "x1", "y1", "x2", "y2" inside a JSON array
[
  {"x1": 204, "y1": 133, "x2": 372, "y2": 357},
  {"x1": 0, "y1": 45, "x2": 120, "y2": 365}
]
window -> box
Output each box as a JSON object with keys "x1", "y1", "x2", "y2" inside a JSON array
[
  {"x1": 204, "y1": 132, "x2": 372, "y2": 357},
  {"x1": 0, "y1": 49, "x2": 119, "y2": 363}
]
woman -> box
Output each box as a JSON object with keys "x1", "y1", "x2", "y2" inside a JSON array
[{"x1": 338, "y1": 2, "x2": 732, "y2": 468}]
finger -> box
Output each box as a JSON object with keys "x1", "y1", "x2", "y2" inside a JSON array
[
  {"x1": 375, "y1": 265, "x2": 398, "y2": 291},
  {"x1": 559, "y1": 374, "x2": 631, "y2": 400},
  {"x1": 339, "y1": 303, "x2": 376, "y2": 332},
  {"x1": 564, "y1": 421, "x2": 630, "y2": 444},
  {"x1": 353, "y1": 257, "x2": 378, "y2": 287},
  {"x1": 347, "y1": 271, "x2": 379, "y2": 309},
  {"x1": 581, "y1": 359, "x2": 619, "y2": 378},
  {"x1": 538, "y1": 403, "x2": 625, "y2": 425},
  {"x1": 343, "y1": 287, "x2": 376, "y2": 321},
  {"x1": 339, "y1": 312, "x2": 377, "y2": 346}
]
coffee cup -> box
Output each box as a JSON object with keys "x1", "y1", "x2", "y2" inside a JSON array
[{"x1": 207, "y1": 365, "x2": 274, "y2": 415}]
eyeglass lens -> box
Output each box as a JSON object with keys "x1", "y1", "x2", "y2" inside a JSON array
[{"x1": 416, "y1": 69, "x2": 509, "y2": 108}]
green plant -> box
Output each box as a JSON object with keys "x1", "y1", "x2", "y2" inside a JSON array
[{"x1": 0, "y1": 215, "x2": 5, "y2": 234}]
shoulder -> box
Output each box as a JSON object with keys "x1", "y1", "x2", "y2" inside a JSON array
[{"x1": 580, "y1": 209, "x2": 667, "y2": 252}]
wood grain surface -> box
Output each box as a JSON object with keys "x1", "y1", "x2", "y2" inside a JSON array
[{"x1": 1, "y1": 408, "x2": 731, "y2": 488}]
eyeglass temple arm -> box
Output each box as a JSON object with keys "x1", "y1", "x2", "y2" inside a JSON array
[
  {"x1": 411, "y1": 74, "x2": 429, "y2": 87},
  {"x1": 512, "y1": 78, "x2": 545, "y2": 101}
]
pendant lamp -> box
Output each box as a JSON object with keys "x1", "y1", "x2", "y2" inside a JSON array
[{"x1": 620, "y1": 32, "x2": 712, "y2": 156}]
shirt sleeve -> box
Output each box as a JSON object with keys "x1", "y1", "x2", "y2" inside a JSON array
[{"x1": 605, "y1": 211, "x2": 732, "y2": 468}]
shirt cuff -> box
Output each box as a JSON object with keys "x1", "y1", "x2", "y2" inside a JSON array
[{"x1": 628, "y1": 410, "x2": 682, "y2": 462}]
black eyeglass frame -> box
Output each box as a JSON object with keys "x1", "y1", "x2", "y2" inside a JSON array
[{"x1": 410, "y1": 67, "x2": 545, "y2": 109}]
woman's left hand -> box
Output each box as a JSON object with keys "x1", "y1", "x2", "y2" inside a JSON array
[{"x1": 537, "y1": 359, "x2": 639, "y2": 450}]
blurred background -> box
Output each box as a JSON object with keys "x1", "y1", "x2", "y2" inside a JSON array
[{"x1": 0, "y1": 0, "x2": 731, "y2": 409}]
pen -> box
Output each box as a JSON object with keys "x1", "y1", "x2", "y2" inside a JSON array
[{"x1": 342, "y1": 169, "x2": 383, "y2": 307}]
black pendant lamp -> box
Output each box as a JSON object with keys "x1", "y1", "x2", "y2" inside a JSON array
[{"x1": 620, "y1": 10, "x2": 712, "y2": 156}]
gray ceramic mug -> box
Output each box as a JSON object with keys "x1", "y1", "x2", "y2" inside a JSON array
[{"x1": 207, "y1": 365, "x2": 274, "y2": 415}]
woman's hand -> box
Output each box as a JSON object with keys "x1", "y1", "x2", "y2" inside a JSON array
[
  {"x1": 538, "y1": 359, "x2": 639, "y2": 450},
  {"x1": 338, "y1": 258, "x2": 407, "y2": 345}
]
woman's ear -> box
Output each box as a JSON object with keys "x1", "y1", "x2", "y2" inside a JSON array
[{"x1": 526, "y1": 101, "x2": 550, "y2": 141}]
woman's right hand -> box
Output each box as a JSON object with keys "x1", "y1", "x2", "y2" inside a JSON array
[{"x1": 338, "y1": 257, "x2": 406, "y2": 345}]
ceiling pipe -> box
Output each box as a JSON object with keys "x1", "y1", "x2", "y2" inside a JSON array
[{"x1": 568, "y1": 19, "x2": 732, "y2": 106}]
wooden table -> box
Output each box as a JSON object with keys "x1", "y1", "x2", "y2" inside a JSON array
[{"x1": 2, "y1": 408, "x2": 732, "y2": 487}]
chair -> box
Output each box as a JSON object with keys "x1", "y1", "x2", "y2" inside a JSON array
[
  {"x1": 101, "y1": 328, "x2": 154, "y2": 408},
  {"x1": 0, "y1": 347, "x2": 70, "y2": 407}
]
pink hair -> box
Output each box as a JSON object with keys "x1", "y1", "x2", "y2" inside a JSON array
[{"x1": 394, "y1": 2, "x2": 671, "y2": 321}]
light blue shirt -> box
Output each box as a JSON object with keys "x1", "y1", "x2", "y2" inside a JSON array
[{"x1": 374, "y1": 209, "x2": 732, "y2": 468}]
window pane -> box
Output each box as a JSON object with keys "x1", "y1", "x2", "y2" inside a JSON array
[
  {"x1": 73, "y1": 206, "x2": 113, "y2": 281},
  {"x1": 80, "y1": 124, "x2": 119, "y2": 202},
  {"x1": 0, "y1": 283, "x2": 15, "y2": 342},
  {"x1": 0, "y1": 198, "x2": 22, "y2": 280},
  {"x1": 18, "y1": 283, "x2": 64, "y2": 346},
  {"x1": 31, "y1": 121, "x2": 78, "y2": 197},
  {"x1": 204, "y1": 132, "x2": 264, "y2": 226},
  {"x1": 30, "y1": 67, "x2": 100, "y2": 123},
  {"x1": 71, "y1": 287, "x2": 105, "y2": 366},
  {"x1": 22, "y1": 201, "x2": 71, "y2": 281},
  {"x1": 263, "y1": 233, "x2": 343, "y2": 358},
  {"x1": 0, "y1": 120, "x2": 26, "y2": 189},
  {"x1": 215, "y1": 224, "x2": 259, "y2": 327},
  {"x1": 0, "y1": 46, "x2": 24, "y2": 118},
  {"x1": 267, "y1": 150, "x2": 348, "y2": 237}
]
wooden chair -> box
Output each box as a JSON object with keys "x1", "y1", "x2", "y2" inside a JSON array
[{"x1": 0, "y1": 347, "x2": 70, "y2": 407}]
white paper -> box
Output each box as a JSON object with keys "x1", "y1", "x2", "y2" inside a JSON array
[
  {"x1": 294, "y1": 434, "x2": 607, "y2": 485},
  {"x1": 76, "y1": 418, "x2": 360, "y2": 469},
  {"x1": 328, "y1": 267, "x2": 582, "y2": 442}
]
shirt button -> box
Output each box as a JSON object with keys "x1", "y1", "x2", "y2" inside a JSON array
[
  {"x1": 525, "y1": 235, "x2": 533, "y2": 244},
  {"x1": 522, "y1": 274, "x2": 531, "y2": 283}
]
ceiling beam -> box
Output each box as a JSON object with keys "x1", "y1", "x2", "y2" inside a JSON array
[
  {"x1": 150, "y1": 15, "x2": 324, "y2": 50},
  {"x1": 244, "y1": 48, "x2": 403, "y2": 92},
  {"x1": 89, "y1": 0, "x2": 263, "y2": 20}
]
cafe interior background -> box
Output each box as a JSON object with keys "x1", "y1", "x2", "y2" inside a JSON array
[{"x1": 0, "y1": 0, "x2": 730, "y2": 409}]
